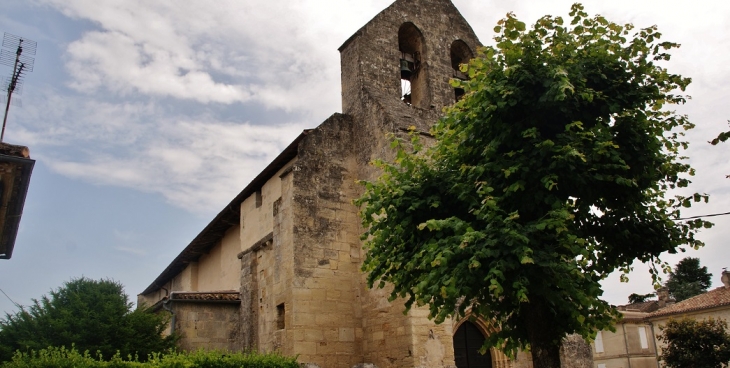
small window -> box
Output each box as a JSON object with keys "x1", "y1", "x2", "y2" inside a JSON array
[
  {"x1": 594, "y1": 331, "x2": 604, "y2": 353},
  {"x1": 638, "y1": 326, "x2": 648, "y2": 349},
  {"x1": 276, "y1": 303, "x2": 285, "y2": 330},
  {"x1": 450, "y1": 40, "x2": 473, "y2": 102},
  {"x1": 255, "y1": 189, "x2": 262, "y2": 208}
]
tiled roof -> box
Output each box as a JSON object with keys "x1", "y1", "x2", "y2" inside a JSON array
[
  {"x1": 170, "y1": 291, "x2": 240, "y2": 302},
  {"x1": 618, "y1": 301, "x2": 660, "y2": 313},
  {"x1": 648, "y1": 287, "x2": 730, "y2": 318}
]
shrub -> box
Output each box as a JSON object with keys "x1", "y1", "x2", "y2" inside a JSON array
[
  {"x1": 1, "y1": 347, "x2": 299, "y2": 368},
  {"x1": 659, "y1": 317, "x2": 730, "y2": 368},
  {"x1": 0, "y1": 278, "x2": 174, "y2": 362}
]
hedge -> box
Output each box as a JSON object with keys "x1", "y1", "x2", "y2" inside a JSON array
[{"x1": 1, "y1": 346, "x2": 299, "y2": 368}]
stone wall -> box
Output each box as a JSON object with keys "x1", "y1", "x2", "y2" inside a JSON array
[
  {"x1": 197, "y1": 226, "x2": 241, "y2": 291},
  {"x1": 238, "y1": 158, "x2": 298, "y2": 353},
  {"x1": 170, "y1": 301, "x2": 241, "y2": 352},
  {"x1": 137, "y1": 225, "x2": 242, "y2": 308},
  {"x1": 270, "y1": 164, "x2": 296, "y2": 355},
  {"x1": 239, "y1": 248, "x2": 258, "y2": 350},
  {"x1": 592, "y1": 321, "x2": 658, "y2": 368},
  {"x1": 289, "y1": 113, "x2": 364, "y2": 367},
  {"x1": 559, "y1": 334, "x2": 593, "y2": 368},
  {"x1": 338, "y1": 1, "x2": 481, "y2": 367},
  {"x1": 340, "y1": 0, "x2": 480, "y2": 122}
]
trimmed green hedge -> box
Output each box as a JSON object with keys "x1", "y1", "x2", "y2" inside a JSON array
[{"x1": 1, "y1": 347, "x2": 299, "y2": 368}]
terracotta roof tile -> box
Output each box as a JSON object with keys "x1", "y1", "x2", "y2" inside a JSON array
[
  {"x1": 648, "y1": 287, "x2": 730, "y2": 318},
  {"x1": 170, "y1": 291, "x2": 240, "y2": 302},
  {"x1": 618, "y1": 301, "x2": 660, "y2": 313}
]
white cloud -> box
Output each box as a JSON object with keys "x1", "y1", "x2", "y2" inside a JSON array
[
  {"x1": 65, "y1": 31, "x2": 251, "y2": 103},
  {"x1": 13, "y1": 87, "x2": 307, "y2": 213},
  {"x1": 9, "y1": 89, "x2": 156, "y2": 147},
  {"x1": 10, "y1": 0, "x2": 396, "y2": 214},
  {"x1": 49, "y1": 121, "x2": 303, "y2": 211},
  {"x1": 45, "y1": 118, "x2": 307, "y2": 212},
  {"x1": 38, "y1": 0, "x2": 396, "y2": 113}
]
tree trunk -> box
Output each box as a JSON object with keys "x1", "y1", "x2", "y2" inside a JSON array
[{"x1": 523, "y1": 298, "x2": 562, "y2": 368}]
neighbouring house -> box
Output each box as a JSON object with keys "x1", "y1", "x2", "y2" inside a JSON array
[
  {"x1": 646, "y1": 270, "x2": 730, "y2": 364},
  {"x1": 591, "y1": 308, "x2": 659, "y2": 368},
  {"x1": 592, "y1": 270, "x2": 730, "y2": 368}
]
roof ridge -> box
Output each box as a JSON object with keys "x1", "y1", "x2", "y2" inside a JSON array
[{"x1": 647, "y1": 286, "x2": 730, "y2": 318}]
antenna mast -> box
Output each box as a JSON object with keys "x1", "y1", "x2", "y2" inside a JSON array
[{"x1": 0, "y1": 33, "x2": 36, "y2": 143}]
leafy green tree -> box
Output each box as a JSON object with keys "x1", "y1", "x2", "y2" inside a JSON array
[
  {"x1": 628, "y1": 293, "x2": 655, "y2": 304},
  {"x1": 356, "y1": 4, "x2": 709, "y2": 368},
  {"x1": 665, "y1": 257, "x2": 712, "y2": 301},
  {"x1": 0, "y1": 278, "x2": 175, "y2": 361},
  {"x1": 659, "y1": 317, "x2": 730, "y2": 368}
]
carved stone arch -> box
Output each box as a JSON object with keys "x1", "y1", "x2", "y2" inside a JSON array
[
  {"x1": 453, "y1": 314, "x2": 494, "y2": 338},
  {"x1": 450, "y1": 39, "x2": 474, "y2": 72},
  {"x1": 398, "y1": 22, "x2": 429, "y2": 108},
  {"x1": 450, "y1": 39, "x2": 474, "y2": 101},
  {"x1": 452, "y1": 315, "x2": 514, "y2": 368}
]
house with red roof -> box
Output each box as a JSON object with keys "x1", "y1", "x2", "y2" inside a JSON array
[{"x1": 592, "y1": 270, "x2": 730, "y2": 368}]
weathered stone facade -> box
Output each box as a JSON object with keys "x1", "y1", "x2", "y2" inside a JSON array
[
  {"x1": 559, "y1": 335, "x2": 593, "y2": 368},
  {"x1": 138, "y1": 1, "x2": 592, "y2": 367},
  {"x1": 170, "y1": 301, "x2": 242, "y2": 351}
]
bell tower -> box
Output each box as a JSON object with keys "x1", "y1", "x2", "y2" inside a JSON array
[
  {"x1": 336, "y1": 1, "x2": 483, "y2": 367},
  {"x1": 338, "y1": 0, "x2": 480, "y2": 134}
]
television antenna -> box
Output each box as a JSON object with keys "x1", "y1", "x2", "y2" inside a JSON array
[{"x1": 0, "y1": 33, "x2": 36, "y2": 143}]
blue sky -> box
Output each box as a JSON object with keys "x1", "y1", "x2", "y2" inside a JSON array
[{"x1": 0, "y1": 0, "x2": 728, "y2": 315}]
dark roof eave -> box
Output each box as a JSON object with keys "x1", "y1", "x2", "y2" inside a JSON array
[{"x1": 140, "y1": 131, "x2": 310, "y2": 295}]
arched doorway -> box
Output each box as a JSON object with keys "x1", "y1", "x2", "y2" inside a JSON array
[{"x1": 453, "y1": 321, "x2": 492, "y2": 368}]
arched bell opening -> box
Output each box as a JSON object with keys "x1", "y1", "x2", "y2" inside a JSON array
[
  {"x1": 450, "y1": 40, "x2": 473, "y2": 101},
  {"x1": 398, "y1": 22, "x2": 428, "y2": 107},
  {"x1": 453, "y1": 320, "x2": 493, "y2": 368}
]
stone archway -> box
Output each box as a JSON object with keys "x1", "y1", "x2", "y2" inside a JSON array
[{"x1": 453, "y1": 320, "x2": 492, "y2": 368}]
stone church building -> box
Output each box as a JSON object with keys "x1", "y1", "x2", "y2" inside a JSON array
[{"x1": 138, "y1": 1, "x2": 561, "y2": 367}]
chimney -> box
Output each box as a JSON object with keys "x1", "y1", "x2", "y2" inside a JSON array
[
  {"x1": 657, "y1": 287, "x2": 669, "y2": 308},
  {"x1": 722, "y1": 268, "x2": 730, "y2": 289}
]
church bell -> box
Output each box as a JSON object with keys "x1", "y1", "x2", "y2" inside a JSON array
[
  {"x1": 400, "y1": 52, "x2": 416, "y2": 80},
  {"x1": 400, "y1": 59, "x2": 413, "y2": 80}
]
